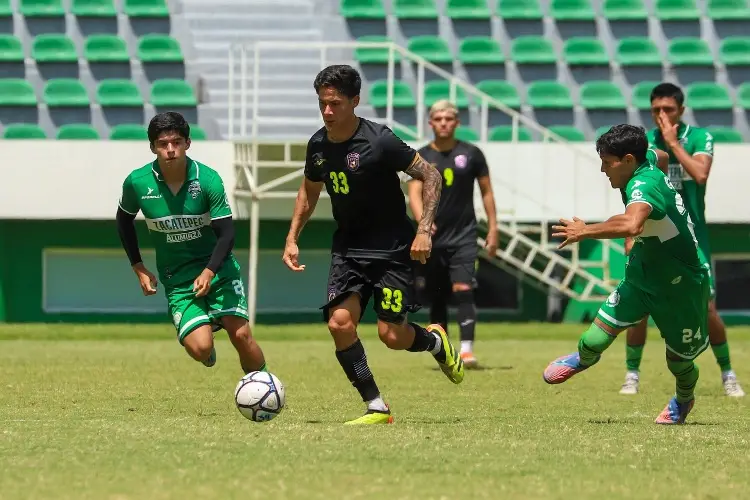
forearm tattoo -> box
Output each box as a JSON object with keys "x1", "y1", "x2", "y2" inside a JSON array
[{"x1": 405, "y1": 154, "x2": 441, "y2": 235}]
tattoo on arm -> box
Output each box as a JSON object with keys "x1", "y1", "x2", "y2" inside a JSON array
[{"x1": 405, "y1": 154, "x2": 441, "y2": 235}]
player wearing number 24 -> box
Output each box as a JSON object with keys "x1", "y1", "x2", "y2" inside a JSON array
[{"x1": 282, "y1": 65, "x2": 465, "y2": 425}]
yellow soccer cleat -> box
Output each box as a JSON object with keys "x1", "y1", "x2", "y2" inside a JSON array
[
  {"x1": 344, "y1": 408, "x2": 394, "y2": 425},
  {"x1": 428, "y1": 324, "x2": 464, "y2": 384}
]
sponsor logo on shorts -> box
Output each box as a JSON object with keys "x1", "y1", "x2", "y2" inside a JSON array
[
  {"x1": 328, "y1": 288, "x2": 337, "y2": 302},
  {"x1": 346, "y1": 152, "x2": 360, "y2": 171},
  {"x1": 415, "y1": 276, "x2": 426, "y2": 290},
  {"x1": 454, "y1": 154, "x2": 468, "y2": 168},
  {"x1": 188, "y1": 180, "x2": 202, "y2": 199},
  {"x1": 671, "y1": 276, "x2": 682, "y2": 284},
  {"x1": 172, "y1": 311, "x2": 183, "y2": 327},
  {"x1": 166, "y1": 229, "x2": 202, "y2": 243},
  {"x1": 606, "y1": 290, "x2": 620, "y2": 306}
]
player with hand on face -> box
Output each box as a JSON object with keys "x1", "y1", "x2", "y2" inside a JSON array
[
  {"x1": 116, "y1": 112, "x2": 268, "y2": 374},
  {"x1": 282, "y1": 65, "x2": 464, "y2": 425},
  {"x1": 407, "y1": 100, "x2": 498, "y2": 368},
  {"x1": 544, "y1": 124, "x2": 710, "y2": 425}
]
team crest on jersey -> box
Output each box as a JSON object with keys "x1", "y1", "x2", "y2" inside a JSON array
[
  {"x1": 172, "y1": 311, "x2": 183, "y2": 328},
  {"x1": 187, "y1": 180, "x2": 202, "y2": 199},
  {"x1": 346, "y1": 152, "x2": 360, "y2": 171},
  {"x1": 454, "y1": 154, "x2": 468, "y2": 168},
  {"x1": 606, "y1": 290, "x2": 620, "y2": 307}
]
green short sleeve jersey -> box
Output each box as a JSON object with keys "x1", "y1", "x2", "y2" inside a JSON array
[
  {"x1": 118, "y1": 157, "x2": 236, "y2": 287},
  {"x1": 647, "y1": 124, "x2": 713, "y2": 258}
]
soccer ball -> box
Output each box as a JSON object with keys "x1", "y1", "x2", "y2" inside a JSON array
[{"x1": 234, "y1": 371, "x2": 285, "y2": 422}]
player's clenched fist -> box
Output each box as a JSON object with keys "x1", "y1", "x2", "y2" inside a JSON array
[
  {"x1": 193, "y1": 268, "x2": 215, "y2": 298},
  {"x1": 132, "y1": 263, "x2": 158, "y2": 296},
  {"x1": 282, "y1": 239, "x2": 306, "y2": 272},
  {"x1": 410, "y1": 232, "x2": 432, "y2": 264}
]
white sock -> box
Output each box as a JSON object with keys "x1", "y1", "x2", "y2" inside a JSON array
[
  {"x1": 626, "y1": 370, "x2": 639, "y2": 379},
  {"x1": 461, "y1": 340, "x2": 473, "y2": 354},
  {"x1": 722, "y1": 370, "x2": 736, "y2": 380},
  {"x1": 429, "y1": 332, "x2": 442, "y2": 356},
  {"x1": 367, "y1": 396, "x2": 388, "y2": 412}
]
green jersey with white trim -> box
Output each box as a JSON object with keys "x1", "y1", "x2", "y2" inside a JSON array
[{"x1": 118, "y1": 157, "x2": 237, "y2": 287}]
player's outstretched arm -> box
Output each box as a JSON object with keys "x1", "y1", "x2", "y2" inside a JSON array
[
  {"x1": 404, "y1": 153, "x2": 442, "y2": 235},
  {"x1": 283, "y1": 178, "x2": 323, "y2": 272},
  {"x1": 552, "y1": 203, "x2": 651, "y2": 249},
  {"x1": 116, "y1": 207, "x2": 157, "y2": 295}
]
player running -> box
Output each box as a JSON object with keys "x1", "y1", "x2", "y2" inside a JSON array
[
  {"x1": 282, "y1": 65, "x2": 464, "y2": 425},
  {"x1": 544, "y1": 124, "x2": 710, "y2": 425},
  {"x1": 407, "y1": 100, "x2": 498, "y2": 368},
  {"x1": 619, "y1": 82, "x2": 744, "y2": 397},
  {"x1": 116, "y1": 112, "x2": 268, "y2": 374}
]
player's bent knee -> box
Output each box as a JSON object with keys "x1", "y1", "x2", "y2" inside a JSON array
[
  {"x1": 328, "y1": 309, "x2": 357, "y2": 340},
  {"x1": 183, "y1": 326, "x2": 214, "y2": 361}
]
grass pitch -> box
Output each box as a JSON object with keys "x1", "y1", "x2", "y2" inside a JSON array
[{"x1": 1, "y1": 322, "x2": 749, "y2": 500}]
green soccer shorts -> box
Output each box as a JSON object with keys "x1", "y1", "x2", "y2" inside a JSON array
[
  {"x1": 166, "y1": 273, "x2": 249, "y2": 344},
  {"x1": 597, "y1": 277, "x2": 710, "y2": 360}
]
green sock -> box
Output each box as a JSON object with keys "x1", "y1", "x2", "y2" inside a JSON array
[
  {"x1": 626, "y1": 344, "x2": 644, "y2": 372},
  {"x1": 667, "y1": 358, "x2": 699, "y2": 403},
  {"x1": 244, "y1": 363, "x2": 268, "y2": 375},
  {"x1": 578, "y1": 323, "x2": 617, "y2": 367},
  {"x1": 710, "y1": 342, "x2": 732, "y2": 372}
]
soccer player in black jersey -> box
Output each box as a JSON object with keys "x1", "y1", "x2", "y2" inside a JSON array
[
  {"x1": 282, "y1": 65, "x2": 465, "y2": 424},
  {"x1": 407, "y1": 100, "x2": 498, "y2": 368}
]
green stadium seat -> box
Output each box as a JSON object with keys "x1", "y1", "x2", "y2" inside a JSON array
[
  {"x1": 0, "y1": 0, "x2": 10, "y2": 16},
  {"x1": 708, "y1": 0, "x2": 750, "y2": 20},
  {"x1": 110, "y1": 124, "x2": 148, "y2": 140},
  {"x1": 84, "y1": 35, "x2": 129, "y2": 63},
  {"x1": 720, "y1": 37, "x2": 750, "y2": 66},
  {"x1": 355, "y1": 36, "x2": 401, "y2": 64},
  {"x1": 580, "y1": 81, "x2": 626, "y2": 109},
  {"x1": 150, "y1": 80, "x2": 197, "y2": 107},
  {"x1": 458, "y1": 37, "x2": 504, "y2": 65},
  {"x1": 564, "y1": 37, "x2": 608, "y2": 66},
  {"x1": 190, "y1": 124, "x2": 207, "y2": 140},
  {"x1": 445, "y1": 0, "x2": 491, "y2": 19},
  {"x1": 96, "y1": 80, "x2": 144, "y2": 107},
  {"x1": 595, "y1": 125, "x2": 613, "y2": 138},
  {"x1": 124, "y1": 0, "x2": 169, "y2": 17},
  {"x1": 603, "y1": 0, "x2": 648, "y2": 20},
  {"x1": 476, "y1": 80, "x2": 521, "y2": 108},
  {"x1": 393, "y1": 125, "x2": 419, "y2": 141},
  {"x1": 0, "y1": 35, "x2": 24, "y2": 63},
  {"x1": 57, "y1": 123, "x2": 100, "y2": 139},
  {"x1": 686, "y1": 82, "x2": 732, "y2": 110},
  {"x1": 706, "y1": 127, "x2": 743, "y2": 143},
  {"x1": 548, "y1": 125, "x2": 586, "y2": 141},
  {"x1": 489, "y1": 126, "x2": 533, "y2": 141},
  {"x1": 668, "y1": 38, "x2": 713, "y2": 66},
  {"x1": 393, "y1": 0, "x2": 439, "y2": 18},
  {"x1": 20, "y1": 0, "x2": 64, "y2": 17},
  {"x1": 550, "y1": 0, "x2": 595, "y2": 21},
  {"x1": 511, "y1": 36, "x2": 556, "y2": 64},
  {"x1": 655, "y1": 0, "x2": 700, "y2": 21},
  {"x1": 72, "y1": 0, "x2": 116, "y2": 16},
  {"x1": 369, "y1": 80, "x2": 416, "y2": 108},
  {"x1": 631, "y1": 81, "x2": 660, "y2": 109},
  {"x1": 32, "y1": 35, "x2": 77, "y2": 63},
  {"x1": 340, "y1": 0, "x2": 386, "y2": 18},
  {"x1": 738, "y1": 83, "x2": 750, "y2": 109},
  {"x1": 407, "y1": 36, "x2": 453, "y2": 64},
  {"x1": 455, "y1": 126, "x2": 479, "y2": 141},
  {"x1": 497, "y1": 0, "x2": 542, "y2": 19},
  {"x1": 424, "y1": 80, "x2": 470, "y2": 108},
  {"x1": 44, "y1": 79, "x2": 90, "y2": 107},
  {"x1": 4, "y1": 124, "x2": 46, "y2": 139},
  {"x1": 616, "y1": 38, "x2": 662, "y2": 66},
  {"x1": 0, "y1": 79, "x2": 38, "y2": 106},
  {"x1": 137, "y1": 35, "x2": 184, "y2": 63},
  {"x1": 527, "y1": 81, "x2": 573, "y2": 109}
]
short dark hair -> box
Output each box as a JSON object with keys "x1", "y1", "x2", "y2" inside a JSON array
[
  {"x1": 147, "y1": 112, "x2": 190, "y2": 144},
  {"x1": 596, "y1": 124, "x2": 648, "y2": 164},
  {"x1": 313, "y1": 65, "x2": 361, "y2": 99},
  {"x1": 650, "y1": 82, "x2": 684, "y2": 107}
]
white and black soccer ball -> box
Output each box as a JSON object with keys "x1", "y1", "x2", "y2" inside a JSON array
[{"x1": 234, "y1": 371, "x2": 285, "y2": 422}]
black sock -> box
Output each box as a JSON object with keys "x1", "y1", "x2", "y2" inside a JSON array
[
  {"x1": 406, "y1": 322, "x2": 438, "y2": 353},
  {"x1": 429, "y1": 293, "x2": 449, "y2": 334},
  {"x1": 335, "y1": 339, "x2": 380, "y2": 402},
  {"x1": 454, "y1": 289, "x2": 476, "y2": 342}
]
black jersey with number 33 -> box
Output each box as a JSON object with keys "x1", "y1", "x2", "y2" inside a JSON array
[
  {"x1": 417, "y1": 141, "x2": 489, "y2": 248},
  {"x1": 304, "y1": 118, "x2": 417, "y2": 259}
]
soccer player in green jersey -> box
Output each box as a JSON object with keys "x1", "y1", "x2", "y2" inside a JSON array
[
  {"x1": 619, "y1": 83, "x2": 744, "y2": 397},
  {"x1": 544, "y1": 124, "x2": 710, "y2": 425},
  {"x1": 116, "y1": 112, "x2": 268, "y2": 374}
]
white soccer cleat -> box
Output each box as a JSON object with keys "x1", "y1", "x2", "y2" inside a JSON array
[
  {"x1": 619, "y1": 372, "x2": 640, "y2": 395},
  {"x1": 722, "y1": 373, "x2": 745, "y2": 397}
]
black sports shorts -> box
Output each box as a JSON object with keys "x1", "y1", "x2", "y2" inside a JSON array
[{"x1": 415, "y1": 243, "x2": 477, "y2": 302}]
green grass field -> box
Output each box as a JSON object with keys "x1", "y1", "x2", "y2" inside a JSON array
[{"x1": 2, "y1": 323, "x2": 749, "y2": 500}]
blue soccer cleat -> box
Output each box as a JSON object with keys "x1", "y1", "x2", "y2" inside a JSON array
[
  {"x1": 655, "y1": 396, "x2": 694, "y2": 425},
  {"x1": 543, "y1": 352, "x2": 594, "y2": 384}
]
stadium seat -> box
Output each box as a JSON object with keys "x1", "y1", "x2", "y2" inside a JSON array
[
  {"x1": 340, "y1": 0, "x2": 386, "y2": 18},
  {"x1": 96, "y1": 80, "x2": 144, "y2": 107},
  {"x1": 476, "y1": 80, "x2": 521, "y2": 108},
  {"x1": 616, "y1": 38, "x2": 662, "y2": 66},
  {"x1": 423, "y1": 80, "x2": 470, "y2": 108},
  {"x1": 655, "y1": 0, "x2": 700, "y2": 21},
  {"x1": 393, "y1": 0, "x2": 439, "y2": 19},
  {"x1": 527, "y1": 81, "x2": 573, "y2": 109},
  {"x1": 489, "y1": 125, "x2": 533, "y2": 141},
  {"x1": 708, "y1": 0, "x2": 750, "y2": 20},
  {"x1": 668, "y1": 38, "x2": 713, "y2": 66},
  {"x1": 548, "y1": 125, "x2": 586, "y2": 141},
  {"x1": 190, "y1": 124, "x2": 207, "y2": 140},
  {"x1": 137, "y1": 35, "x2": 184, "y2": 63},
  {"x1": 44, "y1": 79, "x2": 90, "y2": 107},
  {"x1": 150, "y1": 80, "x2": 197, "y2": 107},
  {"x1": 595, "y1": 125, "x2": 612, "y2": 138},
  {"x1": 407, "y1": 36, "x2": 453, "y2": 64},
  {"x1": 393, "y1": 125, "x2": 418, "y2": 141},
  {"x1": 550, "y1": 0, "x2": 595, "y2": 21},
  {"x1": 738, "y1": 83, "x2": 750, "y2": 109},
  {"x1": 20, "y1": 0, "x2": 65, "y2": 17},
  {"x1": 0, "y1": 35, "x2": 24, "y2": 63},
  {"x1": 110, "y1": 124, "x2": 148, "y2": 140},
  {"x1": 72, "y1": 0, "x2": 116, "y2": 17},
  {"x1": 124, "y1": 0, "x2": 169, "y2": 17},
  {"x1": 455, "y1": 126, "x2": 479, "y2": 141},
  {"x1": 511, "y1": 36, "x2": 556, "y2": 64},
  {"x1": 0, "y1": 0, "x2": 10, "y2": 16},
  {"x1": 32, "y1": 34, "x2": 78, "y2": 63},
  {"x1": 445, "y1": 0, "x2": 491, "y2": 19},
  {"x1": 497, "y1": 0, "x2": 543, "y2": 20},
  {"x1": 56, "y1": 123, "x2": 100, "y2": 139},
  {"x1": 0, "y1": 79, "x2": 38, "y2": 106},
  {"x1": 458, "y1": 37, "x2": 504, "y2": 65},
  {"x1": 706, "y1": 126, "x2": 743, "y2": 143},
  {"x1": 354, "y1": 36, "x2": 401, "y2": 64},
  {"x1": 580, "y1": 81, "x2": 626, "y2": 109},
  {"x1": 84, "y1": 35, "x2": 129, "y2": 63},
  {"x1": 4, "y1": 124, "x2": 46, "y2": 139},
  {"x1": 368, "y1": 80, "x2": 416, "y2": 108},
  {"x1": 564, "y1": 37, "x2": 608, "y2": 66},
  {"x1": 631, "y1": 81, "x2": 660, "y2": 109},
  {"x1": 686, "y1": 82, "x2": 733, "y2": 110},
  {"x1": 602, "y1": 0, "x2": 648, "y2": 20},
  {"x1": 720, "y1": 37, "x2": 750, "y2": 66}
]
